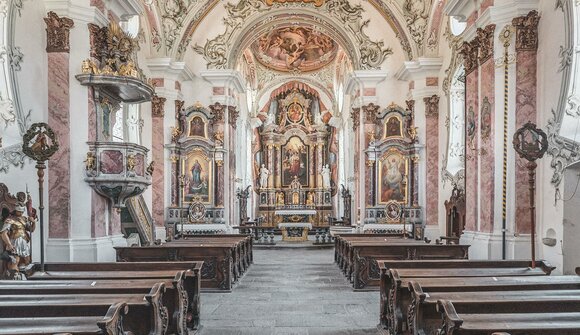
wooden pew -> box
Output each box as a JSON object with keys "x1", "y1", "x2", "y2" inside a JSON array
[
  {"x1": 0, "y1": 302, "x2": 132, "y2": 335},
  {"x1": 379, "y1": 260, "x2": 554, "y2": 334},
  {"x1": 437, "y1": 299, "x2": 580, "y2": 335},
  {"x1": 170, "y1": 235, "x2": 252, "y2": 282},
  {"x1": 116, "y1": 243, "x2": 236, "y2": 291},
  {"x1": 0, "y1": 283, "x2": 167, "y2": 334},
  {"x1": 349, "y1": 242, "x2": 470, "y2": 289},
  {"x1": 24, "y1": 261, "x2": 202, "y2": 333},
  {"x1": 409, "y1": 283, "x2": 580, "y2": 335},
  {"x1": 334, "y1": 234, "x2": 410, "y2": 270}
]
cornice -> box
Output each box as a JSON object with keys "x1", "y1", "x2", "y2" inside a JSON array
[
  {"x1": 146, "y1": 58, "x2": 195, "y2": 82},
  {"x1": 443, "y1": 0, "x2": 478, "y2": 22},
  {"x1": 43, "y1": 0, "x2": 108, "y2": 25},
  {"x1": 476, "y1": 0, "x2": 539, "y2": 27},
  {"x1": 200, "y1": 69, "x2": 246, "y2": 94},
  {"x1": 107, "y1": 0, "x2": 144, "y2": 18},
  {"x1": 345, "y1": 70, "x2": 389, "y2": 95},
  {"x1": 396, "y1": 57, "x2": 444, "y2": 81}
]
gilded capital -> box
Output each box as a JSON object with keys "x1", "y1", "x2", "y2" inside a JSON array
[
  {"x1": 228, "y1": 106, "x2": 239, "y2": 129},
  {"x1": 151, "y1": 95, "x2": 167, "y2": 118},
  {"x1": 44, "y1": 11, "x2": 74, "y2": 53},
  {"x1": 424, "y1": 95, "x2": 440, "y2": 118},
  {"x1": 459, "y1": 39, "x2": 479, "y2": 75},
  {"x1": 351, "y1": 107, "x2": 360, "y2": 131},
  {"x1": 210, "y1": 102, "x2": 225, "y2": 123},
  {"x1": 512, "y1": 11, "x2": 540, "y2": 51},
  {"x1": 363, "y1": 103, "x2": 380, "y2": 124},
  {"x1": 477, "y1": 24, "x2": 496, "y2": 64}
]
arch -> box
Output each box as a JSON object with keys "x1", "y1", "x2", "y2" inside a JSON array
[
  {"x1": 175, "y1": 0, "x2": 416, "y2": 61},
  {"x1": 257, "y1": 78, "x2": 334, "y2": 114}
]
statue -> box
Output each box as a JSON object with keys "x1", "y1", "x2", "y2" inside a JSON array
[
  {"x1": 276, "y1": 192, "x2": 285, "y2": 205},
  {"x1": 259, "y1": 164, "x2": 270, "y2": 189},
  {"x1": 84, "y1": 151, "x2": 96, "y2": 172},
  {"x1": 321, "y1": 164, "x2": 331, "y2": 189},
  {"x1": 1, "y1": 203, "x2": 36, "y2": 280},
  {"x1": 306, "y1": 191, "x2": 315, "y2": 205}
]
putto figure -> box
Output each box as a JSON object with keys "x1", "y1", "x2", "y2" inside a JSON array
[{"x1": 1, "y1": 203, "x2": 36, "y2": 280}]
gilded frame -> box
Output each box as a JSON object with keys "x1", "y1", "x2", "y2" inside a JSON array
[
  {"x1": 181, "y1": 149, "x2": 213, "y2": 204},
  {"x1": 377, "y1": 149, "x2": 409, "y2": 205}
]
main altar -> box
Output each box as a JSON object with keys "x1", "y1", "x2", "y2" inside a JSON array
[{"x1": 252, "y1": 82, "x2": 338, "y2": 227}]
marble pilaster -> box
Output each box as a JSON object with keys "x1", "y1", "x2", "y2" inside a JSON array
[
  {"x1": 424, "y1": 95, "x2": 440, "y2": 226},
  {"x1": 151, "y1": 95, "x2": 166, "y2": 227}
]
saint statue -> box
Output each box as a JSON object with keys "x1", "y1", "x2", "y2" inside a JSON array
[
  {"x1": 321, "y1": 164, "x2": 331, "y2": 189},
  {"x1": 276, "y1": 192, "x2": 285, "y2": 205},
  {"x1": 259, "y1": 164, "x2": 270, "y2": 189},
  {"x1": 1, "y1": 203, "x2": 36, "y2": 280},
  {"x1": 306, "y1": 192, "x2": 315, "y2": 206}
]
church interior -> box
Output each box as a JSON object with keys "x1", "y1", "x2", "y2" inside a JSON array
[{"x1": 1, "y1": 0, "x2": 580, "y2": 334}]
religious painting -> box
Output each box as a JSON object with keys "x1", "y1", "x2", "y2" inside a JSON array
[
  {"x1": 378, "y1": 151, "x2": 408, "y2": 204},
  {"x1": 466, "y1": 106, "x2": 476, "y2": 147},
  {"x1": 385, "y1": 116, "x2": 402, "y2": 138},
  {"x1": 480, "y1": 97, "x2": 491, "y2": 141},
  {"x1": 182, "y1": 151, "x2": 212, "y2": 204},
  {"x1": 286, "y1": 102, "x2": 304, "y2": 124},
  {"x1": 250, "y1": 26, "x2": 338, "y2": 72},
  {"x1": 188, "y1": 116, "x2": 206, "y2": 138},
  {"x1": 282, "y1": 136, "x2": 309, "y2": 187}
]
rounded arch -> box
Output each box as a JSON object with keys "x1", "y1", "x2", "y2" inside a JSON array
[
  {"x1": 225, "y1": 10, "x2": 362, "y2": 71},
  {"x1": 257, "y1": 77, "x2": 335, "y2": 114}
]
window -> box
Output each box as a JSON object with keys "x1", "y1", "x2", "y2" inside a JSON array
[
  {"x1": 450, "y1": 17, "x2": 467, "y2": 36},
  {"x1": 121, "y1": 15, "x2": 140, "y2": 38},
  {"x1": 113, "y1": 104, "x2": 142, "y2": 144},
  {"x1": 445, "y1": 66, "x2": 465, "y2": 177},
  {"x1": 112, "y1": 108, "x2": 124, "y2": 142}
]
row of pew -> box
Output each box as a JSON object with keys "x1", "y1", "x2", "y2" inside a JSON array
[
  {"x1": 334, "y1": 234, "x2": 470, "y2": 289},
  {"x1": 335, "y1": 233, "x2": 580, "y2": 334},
  {"x1": 116, "y1": 234, "x2": 253, "y2": 291},
  {"x1": 0, "y1": 234, "x2": 254, "y2": 334},
  {"x1": 1, "y1": 261, "x2": 202, "y2": 335}
]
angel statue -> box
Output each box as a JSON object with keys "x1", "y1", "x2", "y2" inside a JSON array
[{"x1": 1, "y1": 202, "x2": 36, "y2": 280}]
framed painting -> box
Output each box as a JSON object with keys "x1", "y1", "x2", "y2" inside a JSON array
[
  {"x1": 188, "y1": 115, "x2": 207, "y2": 138},
  {"x1": 378, "y1": 151, "x2": 408, "y2": 205},
  {"x1": 385, "y1": 116, "x2": 403, "y2": 138},
  {"x1": 281, "y1": 136, "x2": 309, "y2": 187},
  {"x1": 182, "y1": 150, "x2": 212, "y2": 204}
]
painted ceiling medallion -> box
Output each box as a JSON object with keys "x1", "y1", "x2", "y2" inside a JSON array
[
  {"x1": 264, "y1": 0, "x2": 325, "y2": 7},
  {"x1": 251, "y1": 26, "x2": 338, "y2": 72}
]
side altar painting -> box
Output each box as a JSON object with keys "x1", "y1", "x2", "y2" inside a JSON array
[
  {"x1": 378, "y1": 151, "x2": 408, "y2": 204},
  {"x1": 183, "y1": 151, "x2": 212, "y2": 204}
]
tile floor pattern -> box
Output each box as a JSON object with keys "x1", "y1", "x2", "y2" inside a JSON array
[{"x1": 198, "y1": 248, "x2": 380, "y2": 335}]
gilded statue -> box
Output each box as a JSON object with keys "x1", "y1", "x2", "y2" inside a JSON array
[
  {"x1": 306, "y1": 192, "x2": 315, "y2": 205},
  {"x1": 214, "y1": 131, "x2": 224, "y2": 146},
  {"x1": 146, "y1": 161, "x2": 155, "y2": 176},
  {"x1": 276, "y1": 192, "x2": 285, "y2": 205},
  {"x1": 84, "y1": 151, "x2": 96, "y2": 171},
  {"x1": 1, "y1": 203, "x2": 36, "y2": 280},
  {"x1": 127, "y1": 154, "x2": 136, "y2": 172}
]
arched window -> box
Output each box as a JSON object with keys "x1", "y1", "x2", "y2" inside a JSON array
[
  {"x1": 113, "y1": 103, "x2": 142, "y2": 144},
  {"x1": 444, "y1": 65, "x2": 465, "y2": 180},
  {"x1": 449, "y1": 17, "x2": 467, "y2": 36}
]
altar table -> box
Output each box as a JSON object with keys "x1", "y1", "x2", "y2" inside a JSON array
[{"x1": 278, "y1": 222, "x2": 313, "y2": 241}]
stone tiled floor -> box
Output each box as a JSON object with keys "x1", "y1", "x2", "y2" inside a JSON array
[{"x1": 198, "y1": 248, "x2": 380, "y2": 335}]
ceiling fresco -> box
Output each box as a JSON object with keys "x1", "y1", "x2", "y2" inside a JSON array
[{"x1": 251, "y1": 27, "x2": 339, "y2": 72}]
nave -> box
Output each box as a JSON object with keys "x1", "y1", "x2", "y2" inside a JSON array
[{"x1": 199, "y1": 248, "x2": 379, "y2": 335}]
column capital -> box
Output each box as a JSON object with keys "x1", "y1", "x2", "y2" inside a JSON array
[
  {"x1": 44, "y1": 11, "x2": 74, "y2": 53},
  {"x1": 151, "y1": 94, "x2": 166, "y2": 118},
  {"x1": 424, "y1": 95, "x2": 440, "y2": 118}
]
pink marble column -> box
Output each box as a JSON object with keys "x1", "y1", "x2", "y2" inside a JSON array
[
  {"x1": 45, "y1": 12, "x2": 73, "y2": 239},
  {"x1": 424, "y1": 96, "x2": 440, "y2": 226},
  {"x1": 513, "y1": 12, "x2": 540, "y2": 234},
  {"x1": 151, "y1": 95, "x2": 166, "y2": 227},
  {"x1": 216, "y1": 162, "x2": 224, "y2": 207},
  {"x1": 465, "y1": 69, "x2": 479, "y2": 232},
  {"x1": 365, "y1": 161, "x2": 374, "y2": 206},
  {"x1": 478, "y1": 25, "x2": 496, "y2": 233}
]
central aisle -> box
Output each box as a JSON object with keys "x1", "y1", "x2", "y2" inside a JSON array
[{"x1": 199, "y1": 248, "x2": 380, "y2": 335}]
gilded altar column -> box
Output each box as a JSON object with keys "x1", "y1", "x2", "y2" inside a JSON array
[
  {"x1": 316, "y1": 142, "x2": 325, "y2": 187},
  {"x1": 363, "y1": 103, "x2": 379, "y2": 209},
  {"x1": 275, "y1": 144, "x2": 282, "y2": 188}
]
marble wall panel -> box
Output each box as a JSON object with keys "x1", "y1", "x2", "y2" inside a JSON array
[
  {"x1": 135, "y1": 153, "x2": 145, "y2": 177},
  {"x1": 100, "y1": 150, "x2": 123, "y2": 174},
  {"x1": 515, "y1": 51, "x2": 537, "y2": 234},
  {"x1": 48, "y1": 53, "x2": 70, "y2": 239},
  {"x1": 91, "y1": 192, "x2": 107, "y2": 238},
  {"x1": 479, "y1": 59, "x2": 495, "y2": 233}
]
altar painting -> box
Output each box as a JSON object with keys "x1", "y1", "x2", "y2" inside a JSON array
[
  {"x1": 188, "y1": 116, "x2": 206, "y2": 138},
  {"x1": 385, "y1": 116, "x2": 403, "y2": 138},
  {"x1": 183, "y1": 151, "x2": 212, "y2": 204},
  {"x1": 378, "y1": 152, "x2": 408, "y2": 204},
  {"x1": 282, "y1": 136, "x2": 309, "y2": 187}
]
